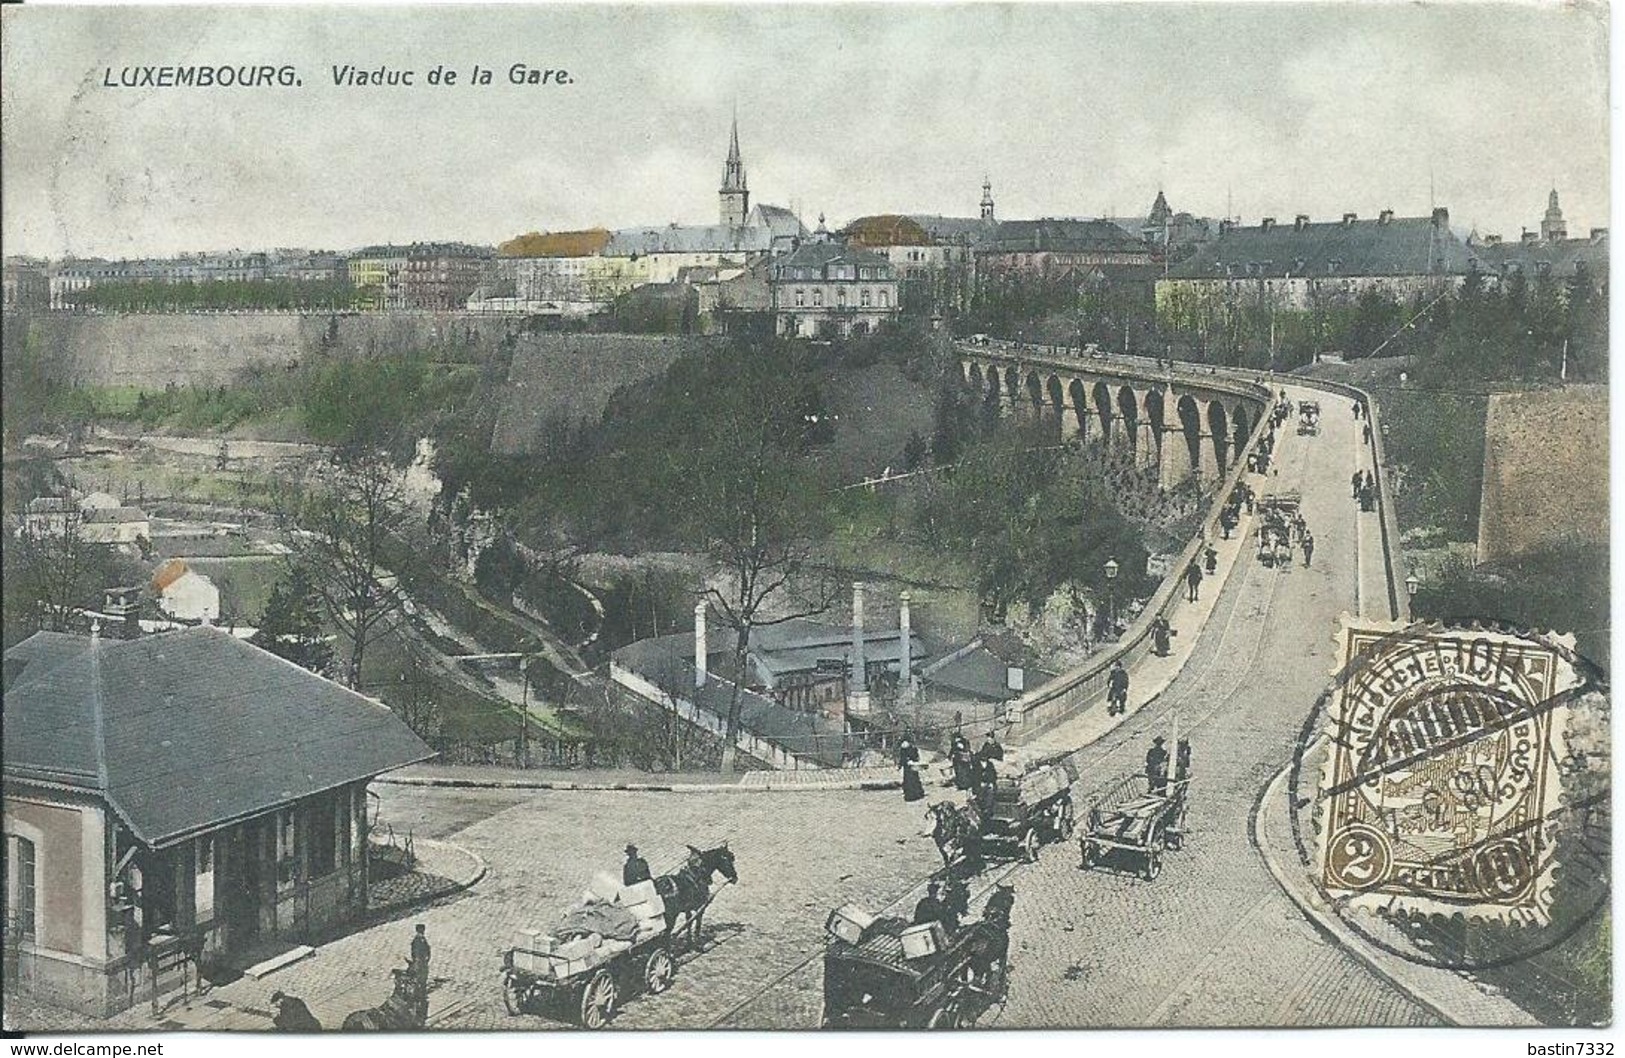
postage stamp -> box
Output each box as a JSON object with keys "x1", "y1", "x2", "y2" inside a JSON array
[{"x1": 1315, "y1": 621, "x2": 1581, "y2": 925}]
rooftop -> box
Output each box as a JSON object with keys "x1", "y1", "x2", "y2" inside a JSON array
[
  {"x1": 3, "y1": 628, "x2": 432, "y2": 848},
  {"x1": 1166, "y1": 209, "x2": 1476, "y2": 280}
]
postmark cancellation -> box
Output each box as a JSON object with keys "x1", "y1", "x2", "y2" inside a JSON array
[{"x1": 1315, "y1": 621, "x2": 1582, "y2": 925}]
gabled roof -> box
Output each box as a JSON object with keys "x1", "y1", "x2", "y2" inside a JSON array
[
  {"x1": 3, "y1": 628, "x2": 433, "y2": 847},
  {"x1": 1165, "y1": 212, "x2": 1476, "y2": 280},
  {"x1": 748, "y1": 204, "x2": 808, "y2": 240},
  {"x1": 774, "y1": 240, "x2": 891, "y2": 272},
  {"x1": 497, "y1": 229, "x2": 612, "y2": 259},
  {"x1": 978, "y1": 218, "x2": 1153, "y2": 255},
  {"x1": 842, "y1": 215, "x2": 933, "y2": 248},
  {"x1": 905, "y1": 215, "x2": 996, "y2": 246},
  {"x1": 604, "y1": 224, "x2": 774, "y2": 256},
  {"x1": 152, "y1": 558, "x2": 190, "y2": 592}
]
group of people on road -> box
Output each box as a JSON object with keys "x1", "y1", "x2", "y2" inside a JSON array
[
  {"x1": 1143, "y1": 736, "x2": 1193, "y2": 796},
  {"x1": 1219, "y1": 482, "x2": 1255, "y2": 540},
  {"x1": 1107, "y1": 659, "x2": 1131, "y2": 716},
  {"x1": 911, "y1": 877, "x2": 971, "y2": 934},
  {"x1": 907, "y1": 730, "x2": 1005, "y2": 805},
  {"x1": 1351, "y1": 468, "x2": 1378, "y2": 513},
  {"x1": 1258, "y1": 503, "x2": 1313, "y2": 568}
]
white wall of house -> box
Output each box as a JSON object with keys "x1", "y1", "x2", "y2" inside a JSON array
[{"x1": 158, "y1": 571, "x2": 220, "y2": 623}]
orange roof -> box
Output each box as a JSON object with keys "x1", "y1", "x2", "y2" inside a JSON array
[
  {"x1": 151, "y1": 559, "x2": 189, "y2": 593},
  {"x1": 498, "y1": 228, "x2": 611, "y2": 258},
  {"x1": 841, "y1": 215, "x2": 932, "y2": 248}
]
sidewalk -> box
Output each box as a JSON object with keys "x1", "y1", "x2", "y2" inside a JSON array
[
  {"x1": 1253, "y1": 753, "x2": 1538, "y2": 1026},
  {"x1": 1017, "y1": 483, "x2": 1262, "y2": 762},
  {"x1": 382, "y1": 760, "x2": 901, "y2": 793}
]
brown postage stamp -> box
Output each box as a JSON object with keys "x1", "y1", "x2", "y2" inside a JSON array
[{"x1": 1316, "y1": 621, "x2": 1580, "y2": 925}]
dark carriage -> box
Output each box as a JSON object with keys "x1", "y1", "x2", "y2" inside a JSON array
[
  {"x1": 1255, "y1": 491, "x2": 1302, "y2": 568},
  {"x1": 1078, "y1": 773, "x2": 1191, "y2": 881},
  {"x1": 1297, "y1": 400, "x2": 1321, "y2": 435},
  {"x1": 499, "y1": 843, "x2": 736, "y2": 1028},
  {"x1": 821, "y1": 886, "x2": 1015, "y2": 1029},
  {"x1": 981, "y1": 764, "x2": 1076, "y2": 863}
]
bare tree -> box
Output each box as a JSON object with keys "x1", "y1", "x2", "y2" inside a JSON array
[
  {"x1": 6, "y1": 510, "x2": 97, "y2": 634},
  {"x1": 683, "y1": 352, "x2": 839, "y2": 774},
  {"x1": 288, "y1": 450, "x2": 410, "y2": 688}
]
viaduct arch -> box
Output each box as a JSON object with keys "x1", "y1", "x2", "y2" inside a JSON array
[{"x1": 958, "y1": 345, "x2": 1271, "y2": 490}]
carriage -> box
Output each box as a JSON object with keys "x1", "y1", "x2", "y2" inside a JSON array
[
  {"x1": 929, "y1": 762, "x2": 1075, "y2": 868},
  {"x1": 499, "y1": 843, "x2": 736, "y2": 1028},
  {"x1": 1079, "y1": 772, "x2": 1191, "y2": 881},
  {"x1": 1255, "y1": 492, "x2": 1302, "y2": 568},
  {"x1": 1297, "y1": 400, "x2": 1321, "y2": 435},
  {"x1": 341, "y1": 961, "x2": 429, "y2": 1030},
  {"x1": 821, "y1": 885, "x2": 1016, "y2": 1029}
]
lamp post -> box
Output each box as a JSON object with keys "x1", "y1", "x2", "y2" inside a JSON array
[
  {"x1": 1406, "y1": 573, "x2": 1420, "y2": 599},
  {"x1": 518, "y1": 655, "x2": 531, "y2": 769},
  {"x1": 1104, "y1": 558, "x2": 1120, "y2": 639}
]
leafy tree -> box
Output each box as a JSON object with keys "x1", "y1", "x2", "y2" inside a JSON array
[{"x1": 250, "y1": 565, "x2": 335, "y2": 676}]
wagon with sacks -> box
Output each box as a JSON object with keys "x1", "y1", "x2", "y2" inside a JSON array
[
  {"x1": 500, "y1": 843, "x2": 736, "y2": 1028},
  {"x1": 820, "y1": 884, "x2": 1016, "y2": 1029},
  {"x1": 1078, "y1": 772, "x2": 1191, "y2": 881}
]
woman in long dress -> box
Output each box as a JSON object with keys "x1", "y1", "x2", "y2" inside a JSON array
[{"x1": 898, "y1": 736, "x2": 926, "y2": 802}]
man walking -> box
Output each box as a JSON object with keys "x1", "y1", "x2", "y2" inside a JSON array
[
  {"x1": 1107, "y1": 660, "x2": 1130, "y2": 716},
  {"x1": 1185, "y1": 557, "x2": 1203, "y2": 602},
  {"x1": 1302, "y1": 530, "x2": 1315, "y2": 567},
  {"x1": 409, "y1": 923, "x2": 431, "y2": 991},
  {"x1": 1352, "y1": 470, "x2": 1363, "y2": 499}
]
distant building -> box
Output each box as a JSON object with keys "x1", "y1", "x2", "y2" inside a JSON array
[
  {"x1": 1470, "y1": 190, "x2": 1608, "y2": 283},
  {"x1": 770, "y1": 223, "x2": 901, "y2": 338},
  {"x1": 21, "y1": 496, "x2": 80, "y2": 539},
  {"x1": 975, "y1": 218, "x2": 1159, "y2": 282},
  {"x1": 719, "y1": 115, "x2": 750, "y2": 228},
  {"x1": 3, "y1": 257, "x2": 49, "y2": 310},
  {"x1": 151, "y1": 559, "x2": 220, "y2": 625},
  {"x1": 402, "y1": 242, "x2": 494, "y2": 310},
  {"x1": 1156, "y1": 207, "x2": 1476, "y2": 313},
  {"x1": 841, "y1": 210, "x2": 980, "y2": 313},
  {"x1": 346, "y1": 246, "x2": 410, "y2": 310},
  {"x1": 2, "y1": 627, "x2": 432, "y2": 1015},
  {"x1": 80, "y1": 507, "x2": 150, "y2": 547}
]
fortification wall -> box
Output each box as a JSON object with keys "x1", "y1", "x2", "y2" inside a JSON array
[{"x1": 1477, "y1": 385, "x2": 1609, "y2": 563}]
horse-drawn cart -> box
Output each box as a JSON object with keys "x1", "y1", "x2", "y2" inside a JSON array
[
  {"x1": 1297, "y1": 400, "x2": 1321, "y2": 435},
  {"x1": 984, "y1": 764, "x2": 1076, "y2": 862},
  {"x1": 821, "y1": 885, "x2": 1016, "y2": 1029},
  {"x1": 1079, "y1": 773, "x2": 1191, "y2": 881},
  {"x1": 500, "y1": 843, "x2": 736, "y2": 1028},
  {"x1": 1255, "y1": 491, "x2": 1302, "y2": 568}
]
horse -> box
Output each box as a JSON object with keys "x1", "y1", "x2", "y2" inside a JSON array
[
  {"x1": 341, "y1": 962, "x2": 426, "y2": 1030},
  {"x1": 926, "y1": 801, "x2": 983, "y2": 869},
  {"x1": 653, "y1": 842, "x2": 737, "y2": 952}
]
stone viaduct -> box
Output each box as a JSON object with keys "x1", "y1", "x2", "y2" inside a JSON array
[{"x1": 957, "y1": 343, "x2": 1271, "y2": 490}]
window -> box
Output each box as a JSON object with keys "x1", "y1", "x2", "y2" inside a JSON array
[
  {"x1": 795, "y1": 289, "x2": 806, "y2": 307},
  {"x1": 836, "y1": 287, "x2": 847, "y2": 305},
  {"x1": 880, "y1": 289, "x2": 890, "y2": 308},
  {"x1": 861, "y1": 288, "x2": 872, "y2": 307},
  {"x1": 6, "y1": 836, "x2": 36, "y2": 938},
  {"x1": 813, "y1": 289, "x2": 824, "y2": 307},
  {"x1": 309, "y1": 793, "x2": 338, "y2": 877}
]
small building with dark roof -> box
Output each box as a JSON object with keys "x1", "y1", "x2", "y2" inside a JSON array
[
  {"x1": 770, "y1": 232, "x2": 901, "y2": 338},
  {"x1": 2, "y1": 627, "x2": 432, "y2": 1015},
  {"x1": 975, "y1": 218, "x2": 1159, "y2": 281}
]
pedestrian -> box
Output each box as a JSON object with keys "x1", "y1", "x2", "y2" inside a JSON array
[
  {"x1": 409, "y1": 924, "x2": 431, "y2": 991},
  {"x1": 1175, "y1": 739, "x2": 1193, "y2": 784},
  {"x1": 1107, "y1": 659, "x2": 1130, "y2": 716},
  {"x1": 623, "y1": 844, "x2": 651, "y2": 886},
  {"x1": 1145, "y1": 737, "x2": 1170, "y2": 795},
  {"x1": 1150, "y1": 614, "x2": 1173, "y2": 657},
  {"x1": 1184, "y1": 557, "x2": 1203, "y2": 602},
  {"x1": 979, "y1": 730, "x2": 1005, "y2": 762},
  {"x1": 1244, "y1": 485, "x2": 1255, "y2": 514},
  {"x1": 950, "y1": 732, "x2": 975, "y2": 790},
  {"x1": 1204, "y1": 544, "x2": 1218, "y2": 576},
  {"x1": 898, "y1": 736, "x2": 925, "y2": 802},
  {"x1": 1302, "y1": 531, "x2": 1315, "y2": 567},
  {"x1": 1362, "y1": 422, "x2": 1373, "y2": 445},
  {"x1": 1351, "y1": 470, "x2": 1363, "y2": 499}
]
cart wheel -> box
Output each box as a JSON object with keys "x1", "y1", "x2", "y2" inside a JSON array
[
  {"x1": 1019, "y1": 827, "x2": 1039, "y2": 863},
  {"x1": 927, "y1": 1002, "x2": 963, "y2": 1029},
  {"x1": 501, "y1": 971, "x2": 526, "y2": 1016},
  {"x1": 1143, "y1": 842, "x2": 1164, "y2": 882},
  {"x1": 578, "y1": 969, "x2": 618, "y2": 1029},
  {"x1": 1080, "y1": 839, "x2": 1098, "y2": 870},
  {"x1": 643, "y1": 946, "x2": 676, "y2": 995}
]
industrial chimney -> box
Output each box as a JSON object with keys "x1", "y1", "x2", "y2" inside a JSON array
[
  {"x1": 693, "y1": 601, "x2": 708, "y2": 688},
  {"x1": 898, "y1": 591, "x2": 913, "y2": 704},
  {"x1": 849, "y1": 582, "x2": 871, "y2": 715}
]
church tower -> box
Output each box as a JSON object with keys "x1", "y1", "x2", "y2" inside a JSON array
[
  {"x1": 980, "y1": 178, "x2": 996, "y2": 222},
  {"x1": 1540, "y1": 188, "x2": 1567, "y2": 242},
  {"x1": 720, "y1": 116, "x2": 749, "y2": 228}
]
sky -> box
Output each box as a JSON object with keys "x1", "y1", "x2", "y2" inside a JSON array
[{"x1": 0, "y1": 2, "x2": 1611, "y2": 259}]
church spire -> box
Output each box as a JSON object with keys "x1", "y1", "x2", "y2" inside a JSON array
[
  {"x1": 720, "y1": 113, "x2": 749, "y2": 227},
  {"x1": 980, "y1": 176, "x2": 995, "y2": 222}
]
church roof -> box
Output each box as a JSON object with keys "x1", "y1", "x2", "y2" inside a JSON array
[
  {"x1": 498, "y1": 229, "x2": 612, "y2": 258},
  {"x1": 605, "y1": 224, "x2": 775, "y2": 256},
  {"x1": 978, "y1": 218, "x2": 1152, "y2": 255}
]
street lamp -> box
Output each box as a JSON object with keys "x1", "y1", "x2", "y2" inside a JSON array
[
  {"x1": 1104, "y1": 558, "x2": 1120, "y2": 639},
  {"x1": 1406, "y1": 573, "x2": 1421, "y2": 599}
]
